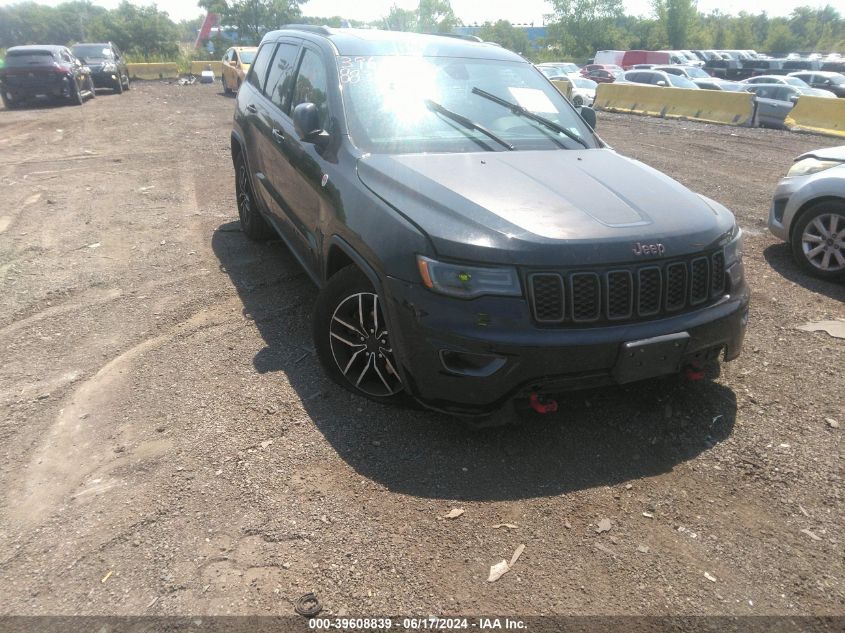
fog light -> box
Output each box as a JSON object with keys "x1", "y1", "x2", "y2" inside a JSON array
[
  {"x1": 741, "y1": 308, "x2": 749, "y2": 327},
  {"x1": 439, "y1": 350, "x2": 506, "y2": 377}
]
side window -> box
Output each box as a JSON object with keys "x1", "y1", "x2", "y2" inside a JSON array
[
  {"x1": 627, "y1": 72, "x2": 643, "y2": 83},
  {"x1": 265, "y1": 42, "x2": 300, "y2": 115},
  {"x1": 247, "y1": 43, "x2": 275, "y2": 92},
  {"x1": 291, "y1": 48, "x2": 329, "y2": 128}
]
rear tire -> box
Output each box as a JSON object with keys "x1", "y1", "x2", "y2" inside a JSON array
[
  {"x1": 573, "y1": 94, "x2": 584, "y2": 107},
  {"x1": 790, "y1": 201, "x2": 845, "y2": 281},
  {"x1": 87, "y1": 76, "x2": 96, "y2": 99},
  {"x1": 1, "y1": 92, "x2": 17, "y2": 109},
  {"x1": 234, "y1": 152, "x2": 274, "y2": 241},
  {"x1": 223, "y1": 76, "x2": 232, "y2": 95},
  {"x1": 313, "y1": 266, "x2": 405, "y2": 405},
  {"x1": 68, "y1": 77, "x2": 84, "y2": 105}
]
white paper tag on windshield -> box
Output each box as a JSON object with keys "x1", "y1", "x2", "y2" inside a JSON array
[{"x1": 507, "y1": 87, "x2": 556, "y2": 113}]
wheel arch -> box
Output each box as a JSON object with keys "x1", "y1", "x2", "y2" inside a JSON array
[
  {"x1": 789, "y1": 195, "x2": 845, "y2": 242},
  {"x1": 325, "y1": 236, "x2": 383, "y2": 295}
]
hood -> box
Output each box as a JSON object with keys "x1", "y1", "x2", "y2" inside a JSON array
[
  {"x1": 357, "y1": 149, "x2": 736, "y2": 267},
  {"x1": 800, "y1": 146, "x2": 845, "y2": 162}
]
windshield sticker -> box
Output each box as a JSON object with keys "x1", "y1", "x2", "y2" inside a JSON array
[
  {"x1": 507, "y1": 87, "x2": 557, "y2": 113},
  {"x1": 338, "y1": 56, "x2": 376, "y2": 84}
]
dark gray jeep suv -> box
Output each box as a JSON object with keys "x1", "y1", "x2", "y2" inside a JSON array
[{"x1": 230, "y1": 26, "x2": 749, "y2": 416}]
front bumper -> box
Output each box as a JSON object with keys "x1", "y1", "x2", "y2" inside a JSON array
[
  {"x1": 384, "y1": 277, "x2": 750, "y2": 414},
  {"x1": 90, "y1": 70, "x2": 120, "y2": 87},
  {"x1": 768, "y1": 176, "x2": 803, "y2": 241}
]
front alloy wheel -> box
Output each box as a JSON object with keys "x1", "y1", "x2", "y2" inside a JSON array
[
  {"x1": 315, "y1": 267, "x2": 404, "y2": 403},
  {"x1": 792, "y1": 203, "x2": 845, "y2": 281}
]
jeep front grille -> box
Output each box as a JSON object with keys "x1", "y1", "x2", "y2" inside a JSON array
[{"x1": 528, "y1": 250, "x2": 727, "y2": 325}]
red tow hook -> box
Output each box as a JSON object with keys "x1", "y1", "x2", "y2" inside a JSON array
[
  {"x1": 682, "y1": 361, "x2": 705, "y2": 382},
  {"x1": 529, "y1": 393, "x2": 558, "y2": 414}
]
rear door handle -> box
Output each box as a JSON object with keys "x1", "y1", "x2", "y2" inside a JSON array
[
  {"x1": 272, "y1": 128, "x2": 285, "y2": 143},
  {"x1": 246, "y1": 104, "x2": 257, "y2": 114}
]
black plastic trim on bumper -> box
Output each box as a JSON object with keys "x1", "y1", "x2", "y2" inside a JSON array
[{"x1": 383, "y1": 277, "x2": 749, "y2": 415}]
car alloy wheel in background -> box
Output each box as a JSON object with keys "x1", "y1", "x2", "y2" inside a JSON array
[{"x1": 792, "y1": 203, "x2": 845, "y2": 280}]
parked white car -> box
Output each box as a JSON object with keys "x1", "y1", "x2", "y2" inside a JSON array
[
  {"x1": 742, "y1": 75, "x2": 810, "y2": 88},
  {"x1": 769, "y1": 146, "x2": 845, "y2": 280},
  {"x1": 568, "y1": 76, "x2": 597, "y2": 107}
]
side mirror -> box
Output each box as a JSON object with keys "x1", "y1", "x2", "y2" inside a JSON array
[
  {"x1": 293, "y1": 102, "x2": 329, "y2": 145},
  {"x1": 789, "y1": 94, "x2": 800, "y2": 103},
  {"x1": 579, "y1": 106, "x2": 597, "y2": 130},
  {"x1": 656, "y1": 80, "x2": 667, "y2": 86}
]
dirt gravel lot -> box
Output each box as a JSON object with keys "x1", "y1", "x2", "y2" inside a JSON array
[{"x1": 0, "y1": 82, "x2": 843, "y2": 619}]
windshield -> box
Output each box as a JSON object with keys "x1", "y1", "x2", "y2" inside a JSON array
[
  {"x1": 239, "y1": 50, "x2": 256, "y2": 64},
  {"x1": 685, "y1": 67, "x2": 709, "y2": 78},
  {"x1": 5, "y1": 50, "x2": 56, "y2": 66},
  {"x1": 339, "y1": 56, "x2": 596, "y2": 154},
  {"x1": 784, "y1": 76, "x2": 809, "y2": 87},
  {"x1": 72, "y1": 45, "x2": 113, "y2": 59},
  {"x1": 667, "y1": 74, "x2": 698, "y2": 88}
]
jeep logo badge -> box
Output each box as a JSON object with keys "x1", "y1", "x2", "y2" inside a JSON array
[{"x1": 632, "y1": 241, "x2": 666, "y2": 256}]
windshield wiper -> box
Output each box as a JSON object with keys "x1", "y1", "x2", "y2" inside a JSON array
[
  {"x1": 424, "y1": 99, "x2": 514, "y2": 151},
  {"x1": 471, "y1": 87, "x2": 589, "y2": 150}
]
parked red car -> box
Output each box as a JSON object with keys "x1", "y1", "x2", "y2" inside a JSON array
[
  {"x1": 585, "y1": 68, "x2": 623, "y2": 83},
  {"x1": 580, "y1": 63, "x2": 623, "y2": 77}
]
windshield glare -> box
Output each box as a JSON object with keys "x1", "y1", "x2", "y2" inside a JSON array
[
  {"x1": 339, "y1": 56, "x2": 595, "y2": 154},
  {"x1": 72, "y1": 45, "x2": 113, "y2": 59},
  {"x1": 240, "y1": 51, "x2": 256, "y2": 64}
]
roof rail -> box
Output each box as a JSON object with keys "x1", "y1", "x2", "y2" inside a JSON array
[
  {"x1": 427, "y1": 32, "x2": 483, "y2": 43},
  {"x1": 280, "y1": 24, "x2": 332, "y2": 35}
]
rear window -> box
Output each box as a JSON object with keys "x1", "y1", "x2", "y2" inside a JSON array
[{"x1": 5, "y1": 51, "x2": 56, "y2": 66}]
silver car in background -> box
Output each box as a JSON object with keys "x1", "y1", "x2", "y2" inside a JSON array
[{"x1": 769, "y1": 146, "x2": 845, "y2": 281}]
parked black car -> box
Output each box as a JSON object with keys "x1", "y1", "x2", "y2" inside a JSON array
[
  {"x1": 71, "y1": 42, "x2": 130, "y2": 93},
  {"x1": 230, "y1": 26, "x2": 749, "y2": 417},
  {"x1": 1, "y1": 45, "x2": 95, "y2": 108},
  {"x1": 788, "y1": 71, "x2": 845, "y2": 98}
]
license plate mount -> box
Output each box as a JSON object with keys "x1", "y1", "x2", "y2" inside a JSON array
[{"x1": 612, "y1": 332, "x2": 690, "y2": 384}]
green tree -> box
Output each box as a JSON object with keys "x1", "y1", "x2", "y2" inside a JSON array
[
  {"x1": 416, "y1": 0, "x2": 458, "y2": 33},
  {"x1": 478, "y1": 20, "x2": 530, "y2": 54},
  {"x1": 764, "y1": 19, "x2": 799, "y2": 54},
  {"x1": 548, "y1": 0, "x2": 626, "y2": 58},
  {"x1": 382, "y1": 4, "x2": 417, "y2": 31},
  {"x1": 220, "y1": 0, "x2": 305, "y2": 45},
  {"x1": 653, "y1": 0, "x2": 698, "y2": 48}
]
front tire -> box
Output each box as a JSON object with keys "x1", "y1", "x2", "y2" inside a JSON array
[
  {"x1": 314, "y1": 266, "x2": 404, "y2": 404},
  {"x1": 234, "y1": 152, "x2": 274, "y2": 241},
  {"x1": 572, "y1": 94, "x2": 584, "y2": 107},
  {"x1": 87, "y1": 76, "x2": 96, "y2": 99},
  {"x1": 223, "y1": 75, "x2": 232, "y2": 95},
  {"x1": 114, "y1": 75, "x2": 123, "y2": 94},
  {"x1": 790, "y1": 201, "x2": 845, "y2": 281}
]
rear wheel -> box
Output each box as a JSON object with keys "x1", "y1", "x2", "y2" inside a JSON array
[
  {"x1": 790, "y1": 201, "x2": 845, "y2": 281},
  {"x1": 1, "y1": 91, "x2": 17, "y2": 109},
  {"x1": 70, "y1": 79, "x2": 84, "y2": 106},
  {"x1": 572, "y1": 94, "x2": 584, "y2": 107},
  {"x1": 87, "y1": 76, "x2": 96, "y2": 99},
  {"x1": 223, "y1": 75, "x2": 232, "y2": 95},
  {"x1": 234, "y1": 152, "x2": 274, "y2": 241},
  {"x1": 314, "y1": 267, "x2": 405, "y2": 404}
]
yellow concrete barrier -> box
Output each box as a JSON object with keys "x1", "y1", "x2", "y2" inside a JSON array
[
  {"x1": 551, "y1": 78, "x2": 573, "y2": 101},
  {"x1": 786, "y1": 96, "x2": 845, "y2": 138},
  {"x1": 595, "y1": 83, "x2": 755, "y2": 126},
  {"x1": 126, "y1": 63, "x2": 179, "y2": 80},
  {"x1": 190, "y1": 61, "x2": 223, "y2": 76}
]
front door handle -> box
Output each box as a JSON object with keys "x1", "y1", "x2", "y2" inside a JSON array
[
  {"x1": 246, "y1": 104, "x2": 257, "y2": 114},
  {"x1": 272, "y1": 128, "x2": 285, "y2": 143}
]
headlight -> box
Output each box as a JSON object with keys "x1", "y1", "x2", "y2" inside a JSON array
[
  {"x1": 102, "y1": 63, "x2": 116, "y2": 72},
  {"x1": 787, "y1": 157, "x2": 841, "y2": 177},
  {"x1": 417, "y1": 255, "x2": 522, "y2": 299},
  {"x1": 725, "y1": 227, "x2": 743, "y2": 265},
  {"x1": 724, "y1": 228, "x2": 744, "y2": 289}
]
